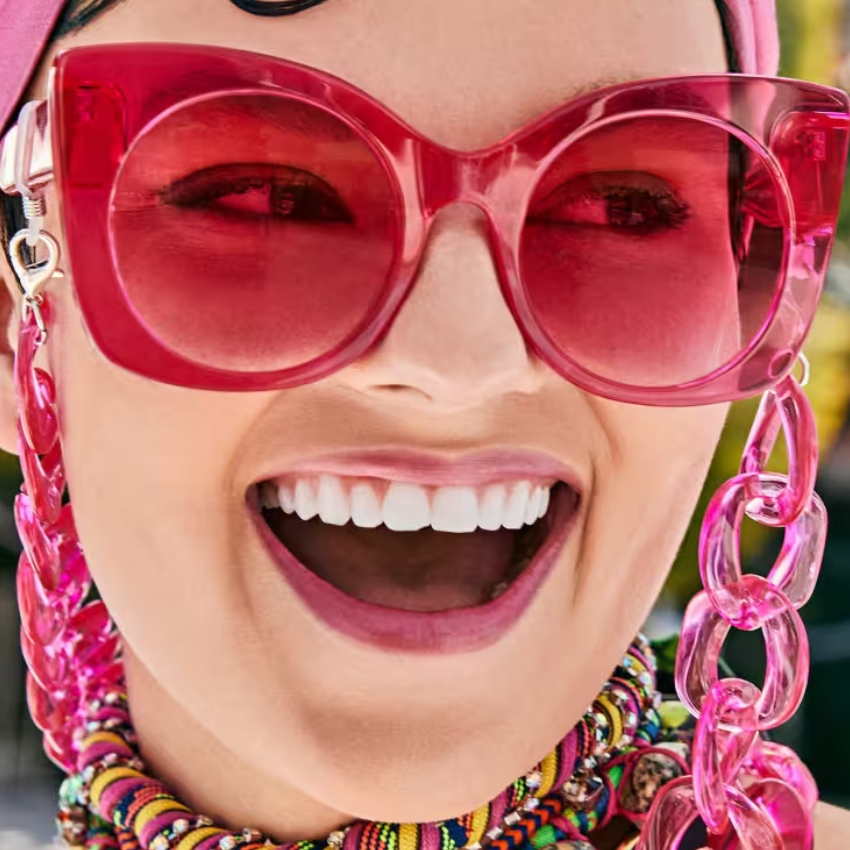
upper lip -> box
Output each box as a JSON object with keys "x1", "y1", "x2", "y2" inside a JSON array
[{"x1": 252, "y1": 447, "x2": 584, "y2": 492}]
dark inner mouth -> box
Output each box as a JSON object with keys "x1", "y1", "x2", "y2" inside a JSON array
[{"x1": 261, "y1": 483, "x2": 575, "y2": 612}]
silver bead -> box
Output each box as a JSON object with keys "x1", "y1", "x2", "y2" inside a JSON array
[
  {"x1": 562, "y1": 779, "x2": 582, "y2": 799},
  {"x1": 525, "y1": 770, "x2": 542, "y2": 790},
  {"x1": 327, "y1": 830, "x2": 347, "y2": 848},
  {"x1": 523, "y1": 797, "x2": 540, "y2": 812},
  {"x1": 485, "y1": 827, "x2": 503, "y2": 841},
  {"x1": 196, "y1": 815, "x2": 214, "y2": 827},
  {"x1": 173, "y1": 819, "x2": 190, "y2": 835},
  {"x1": 219, "y1": 836, "x2": 238, "y2": 850},
  {"x1": 244, "y1": 829, "x2": 263, "y2": 842},
  {"x1": 467, "y1": 843, "x2": 482, "y2": 850},
  {"x1": 504, "y1": 812, "x2": 522, "y2": 826},
  {"x1": 151, "y1": 835, "x2": 171, "y2": 850}
]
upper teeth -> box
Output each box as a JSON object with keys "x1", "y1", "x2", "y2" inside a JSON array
[{"x1": 259, "y1": 475, "x2": 553, "y2": 532}]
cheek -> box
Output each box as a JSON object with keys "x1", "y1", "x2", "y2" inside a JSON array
[
  {"x1": 522, "y1": 227, "x2": 741, "y2": 387},
  {"x1": 44, "y1": 284, "x2": 264, "y2": 680},
  {"x1": 577, "y1": 401, "x2": 728, "y2": 631}
]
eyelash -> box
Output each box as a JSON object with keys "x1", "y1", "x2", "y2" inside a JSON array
[
  {"x1": 585, "y1": 186, "x2": 691, "y2": 230},
  {"x1": 160, "y1": 167, "x2": 354, "y2": 224},
  {"x1": 527, "y1": 180, "x2": 692, "y2": 234}
]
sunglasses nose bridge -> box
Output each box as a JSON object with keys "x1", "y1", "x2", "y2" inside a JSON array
[{"x1": 418, "y1": 144, "x2": 494, "y2": 215}]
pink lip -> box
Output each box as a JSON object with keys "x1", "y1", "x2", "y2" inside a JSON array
[
  {"x1": 251, "y1": 482, "x2": 580, "y2": 655},
  {"x1": 256, "y1": 448, "x2": 584, "y2": 490}
]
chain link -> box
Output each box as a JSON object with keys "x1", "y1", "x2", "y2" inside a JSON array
[
  {"x1": 640, "y1": 373, "x2": 822, "y2": 850},
  {"x1": 740, "y1": 376, "x2": 818, "y2": 528}
]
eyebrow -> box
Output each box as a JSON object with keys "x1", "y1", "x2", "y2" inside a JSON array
[
  {"x1": 56, "y1": 0, "x2": 333, "y2": 38},
  {"x1": 564, "y1": 77, "x2": 637, "y2": 99},
  {"x1": 228, "y1": 0, "x2": 331, "y2": 13},
  {"x1": 561, "y1": 74, "x2": 721, "y2": 114}
]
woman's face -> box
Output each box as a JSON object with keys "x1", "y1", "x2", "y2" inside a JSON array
[{"x1": 3, "y1": 0, "x2": 729, "y2": 837}]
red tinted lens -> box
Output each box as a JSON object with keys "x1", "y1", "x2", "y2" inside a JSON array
[
  {"x1": 109, "y1": 92, "x2": 399, "y2": 371},
  {"x1": 520, "y1": 115, "x2": 786, "y2": 388}
]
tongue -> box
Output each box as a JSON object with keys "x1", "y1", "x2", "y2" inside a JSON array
[{"x1": 265, "y1": 512, "x2": 519, "y2": 611}]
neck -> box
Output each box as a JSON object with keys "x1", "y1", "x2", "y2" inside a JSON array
[
  {"x1": 62, "y1": 637, "x2": 672, "y2": 850},
  {"x1": 125, "y1": 646, "x2": 351, "y2": 842}
]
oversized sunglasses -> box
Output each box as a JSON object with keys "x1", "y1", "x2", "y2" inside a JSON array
[{"x1": 2, "y1": 43, "x2": 849, "y2": 405}]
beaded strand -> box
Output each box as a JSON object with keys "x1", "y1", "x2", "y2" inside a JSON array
[{"x1": 55, "y1": 636, "x2": 688, "y2": 850}]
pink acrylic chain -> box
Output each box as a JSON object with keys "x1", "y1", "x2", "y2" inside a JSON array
[
  {"x1": 14, "y1": 303, "x2": 122, "y2": 773},
  {"x1": 640, "y1": 375, "x2": 825, "y2": 850}
]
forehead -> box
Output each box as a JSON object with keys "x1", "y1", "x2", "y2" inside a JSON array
[{"x1": 39, "y1": 0, "x2": 726, "y2": 149}]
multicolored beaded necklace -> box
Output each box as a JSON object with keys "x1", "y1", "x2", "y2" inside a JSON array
[{"x1": 56, "y1": 635, "x2": 695, "y2": 850}]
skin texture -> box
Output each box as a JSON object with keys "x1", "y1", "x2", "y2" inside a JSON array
[{"x1": 0, "y1": 0, "x2": 847, "y2": 843}]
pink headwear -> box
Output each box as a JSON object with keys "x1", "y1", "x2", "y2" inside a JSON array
[
  {"x1": 0, "y1": 0, "x2": 780, "y2": 137},
  {"x1": 724, "y1": 0, "x2": 781, "y2": 76}
]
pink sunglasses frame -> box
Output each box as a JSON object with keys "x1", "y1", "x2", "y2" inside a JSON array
[{"x1": 2, "y1": 42, "x2": 849, "y2": 405}]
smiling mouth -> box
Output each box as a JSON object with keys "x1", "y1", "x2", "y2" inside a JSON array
[{"x1": 255, "y1": 475, "x2": 579, "y2": 614}]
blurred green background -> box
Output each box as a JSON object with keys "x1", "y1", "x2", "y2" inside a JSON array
[{"x1": 3, "y1": 0, "x2": 850, "y2": 813}]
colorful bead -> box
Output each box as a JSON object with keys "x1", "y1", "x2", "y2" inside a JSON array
[
  {"x1": 53, "y1": 639, "x2": 681, "y2": 850},
  {"x1": 619, "y1": 750, "x2": 686, "y2": 816},
  {"x1": 528, "y1": 824, "x2": 558, "y2": 848}
]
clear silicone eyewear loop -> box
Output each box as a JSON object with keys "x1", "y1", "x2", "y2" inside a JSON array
[
  {"x1": 795, "y1": 353, "x2": 811, "y2": 389},
  {"x1": 700, "y1": 472, "x2": 826, "y2": 627}
]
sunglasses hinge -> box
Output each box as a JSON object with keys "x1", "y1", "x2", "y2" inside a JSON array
[{"x1": 0, "y1": 100, "x2": 54, "y2": 201}]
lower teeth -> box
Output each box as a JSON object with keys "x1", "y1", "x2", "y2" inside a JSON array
[
  {"x1": 487, "y1": 545, "x2": 540, "y2": 601},
  {"x1": 489, "y1": 582, "x2": 510, "y2": 601}
]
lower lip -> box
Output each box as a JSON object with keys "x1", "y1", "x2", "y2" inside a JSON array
[{"x1": 252, "y1": 487, "x2": 579, "y2": 654}]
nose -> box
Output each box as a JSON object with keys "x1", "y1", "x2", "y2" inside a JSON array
[{"x1": 339, "y1": 203, "x2": 541, "y2": 410}]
